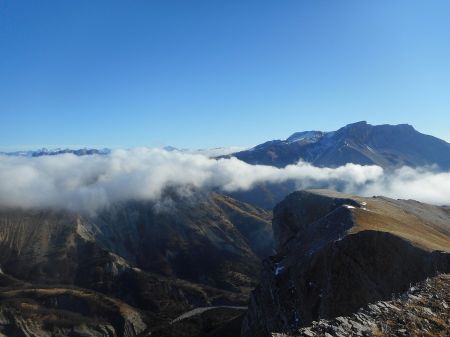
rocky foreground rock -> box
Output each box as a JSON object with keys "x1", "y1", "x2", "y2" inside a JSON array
[
  {"x1": 242, "y1": 190, "x2": 450, "y2": 337},
  {"x1": 273, "y1": 274, "x2": 450, "y2": 337}
]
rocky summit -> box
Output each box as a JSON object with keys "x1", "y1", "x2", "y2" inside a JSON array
[{"x1": 242, "y1": 190, "x2": 450, "y2": 337}]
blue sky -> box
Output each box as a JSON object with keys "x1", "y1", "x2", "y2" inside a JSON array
[{"x1": 1, "y1": 0, "x2": 449, "y2": 150}]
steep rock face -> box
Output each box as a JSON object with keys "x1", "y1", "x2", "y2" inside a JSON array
[
  {"x1": 242, "y1": 190, "x2": 450, "y2": 337},
  {"x1": 274, "y1": 274, "x2": 450, "y2": 337},
  {"x1": 89, "y1": 191, "x2": 272, "y2": 292},
  {"x1": 272, "y1": 192, "x2": 359, "y2": 254},
  {"x1": 231, "y1": 122, "x2": 450, "y2": 169}
]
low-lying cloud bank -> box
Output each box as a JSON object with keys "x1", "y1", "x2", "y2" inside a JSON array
[{"x1": 0, "y1": 148, "x2": 449, "y2": 212}]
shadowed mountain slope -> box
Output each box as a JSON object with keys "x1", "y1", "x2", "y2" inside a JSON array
[{"x1": 0, "y1": 191, "x2": 272, "y2": 336}]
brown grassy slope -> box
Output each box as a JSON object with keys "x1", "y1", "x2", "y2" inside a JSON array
[{"x1": 306, "y1": 190, "x2": 450, "y2": 252}]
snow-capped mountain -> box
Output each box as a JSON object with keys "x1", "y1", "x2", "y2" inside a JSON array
[{"x1": 230, "y1": 121, "x2": 450, "y2": 169}]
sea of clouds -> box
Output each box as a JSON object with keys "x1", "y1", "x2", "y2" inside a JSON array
[{"x1": 0, "y1": 148, "x2": 449, "y2": 212}]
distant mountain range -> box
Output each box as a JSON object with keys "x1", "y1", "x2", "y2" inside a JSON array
[
  {"x1": 0, "y1": 147, "x2": 110, "y2": 157},
  {"x1": 3, "y1": 122, "x2": 450, "y2": 171},
  {"x1": 230, "y1": 121, "x2": 450, "y2": 169},
  {"x1": 0, "y1": 146, "x2": 242, "y2": 158}
]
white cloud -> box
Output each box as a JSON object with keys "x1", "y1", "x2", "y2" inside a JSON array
[
  {"x1": 359, "y1": 166, "x2": 450, "y2": 206},
  {"x1": 0, "y1": 148, "x2": 448, "y2": 212},
  {"x1": 163, "y1": 146, "x2": 247, "y2": 157}
]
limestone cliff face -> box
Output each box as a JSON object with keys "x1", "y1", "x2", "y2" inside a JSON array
[{"x1": 242, "y1": 190, "x2": 450, "y2": 337}]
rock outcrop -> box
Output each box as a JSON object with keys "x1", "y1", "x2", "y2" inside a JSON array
[
  {"x1": 273, "y1": 274, "x2": 450, "y2": 337},
  {"x1": 242, "y1": 190, "x2": 450, "y2": 337}
]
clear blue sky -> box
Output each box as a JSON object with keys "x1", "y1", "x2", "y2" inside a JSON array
[{"x1": 1, "y1": 0, "x2": 449, "y2": 150}]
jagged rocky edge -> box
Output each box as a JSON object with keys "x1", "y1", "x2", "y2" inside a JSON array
[{"x1": 272, "y1": 274, "x2": 450, "y2": 337}]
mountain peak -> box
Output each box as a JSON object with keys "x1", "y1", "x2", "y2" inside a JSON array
[
  {"x1": 286, "y1": 131, "x2": 324, "y2": 144},
  {"x1": 231, "y1": 122, "x2": 450, "y2": 169}
]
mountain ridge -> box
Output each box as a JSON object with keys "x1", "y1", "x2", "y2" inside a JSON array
[
  {"x1": 242, "y1": 189, "x2": 450, "y2": 337},
  {"x1": 0, "y1": 147, "x2": 111, "y2": 157}
]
